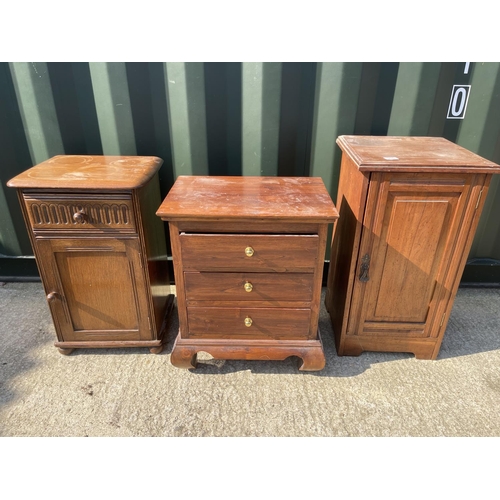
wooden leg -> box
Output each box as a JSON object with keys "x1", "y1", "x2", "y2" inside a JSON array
[
  {"x1": 298, "y1": 347, "x2": 326, "y2": 371},
  {"x1": 149, "y1": 345, "x2": 164, "y2": 354},
  {"x1": 170, "y1": 345, "x2": 198, "y2": 369},
  {"x1": 57, "y1": 347, "x2": 74, "y2": 356}
]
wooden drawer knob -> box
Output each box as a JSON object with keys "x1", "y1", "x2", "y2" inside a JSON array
[
  {"x1": 73, "y1": 209, "x2": 88, "y2": 223},
  {"x1": 244, "y1": 282, "x2": 253, "y2": 292},
  {"x1": 244, "y1": 316, "x2": 253, "y2": 327},
  {"x1": 244, "y1": 246, "x2": 254, "y2": 257},
  {"x1": 46, "y1": 291, "x2": 60, "y2": 302}
]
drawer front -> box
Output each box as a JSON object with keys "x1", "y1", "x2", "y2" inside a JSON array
[
  {"x1": 184, "y1": 272, "x2": 314, "y2": 302},
  {"x1": 187, "y1": 307, "x2": 311, "y2": 339},
  {"x1": 23, "y1": 194, "x2": 136, "y2": 232},
  {"x1": 179, "y1": 234, "x2": 319, "y2": 272}
]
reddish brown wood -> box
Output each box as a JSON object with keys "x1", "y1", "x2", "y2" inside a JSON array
[
  {"x1": 156, "y1": 176, "x2": 338, "y2": 222},
  {"x1": 169, "y1": 330, "x2": 327, "y2": 371},
  {"x1": 8, "y1": 155, "x2": 173, "y2": 354},
  {"x1": 158, "y1": 176, "x2": 338, "y2": 371},
  {"x1": 176, "y1": 221, "x2": 319, "y2": 234},
  {"x1": 180, "y1": 234, "x2": 319, "y2": 272},
  {"x1": 186, "y1": 307, "x2": 312, "y2": 339},
  {"x1": 184, "y1": 272, "x2": 314, "y2": 302},
  {"x1": 325, "y1": 153, "x2": 370, "y2": 355},
  {"x1": 327, "y1": 136, "x2": 500, "y2": 359},
  {"x1": 337, "y1": 135, "x2": 500, "y2": 173}
]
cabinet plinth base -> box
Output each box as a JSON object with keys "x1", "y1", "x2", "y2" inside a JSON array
[
  {"x1": 170, "y1": 329, "x2": 326, "y2": 371},
  {"x1": 52, "y1": 293, "x2": 175, "y2": 355},
  {"x1": 337, "y1": 334, "x2": 440, "y2": 360}
]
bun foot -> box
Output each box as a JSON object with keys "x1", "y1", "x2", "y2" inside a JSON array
[
  {"x1": 57, "y1": 347, "x2": 74, "y2": 356},
  {"x1": 149, "y1": 345, "x2": 164, "y2": 354}
]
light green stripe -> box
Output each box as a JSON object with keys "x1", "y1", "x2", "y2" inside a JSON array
[
  {"x1": 241, "y1": 62, "x2": 282, "y2": 176},
  {"x1": 387, "y1": 62, "x2": 441, "y2": 136},
  {"x1": 309, "y1": 62, "x2": 362, "y2": 196},
  {"x1": 89, "y1": 62, "x2": 136, "y2": 156},
  {"x1": 458, "y1": 63, "x2": 500, "y2": 259},
  {"x1": 8, "y1": 62, "x2": 64, "y2": 164},
  {"x1": 164, "y1": 62, "x2": 208, "y2": 177}
]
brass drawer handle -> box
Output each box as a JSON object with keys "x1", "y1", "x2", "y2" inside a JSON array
[
  {"x1": 244, "y1": 282, "x2": 253, "y2": 292},
  {"x1": 245, "y1": 246, "x2": 254, "y2": 257},
  {"x1": 73, "y1": 209, "x2": 88, "y2": 223},
  {"x1": 244, "y1": 316, "x2": 253, "y2": 327}
]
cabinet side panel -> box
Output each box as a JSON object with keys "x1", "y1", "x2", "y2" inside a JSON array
[
  {"x1": 136, "y1": 174, "x2": 171, "y2": 334},
  {"x1": 429, "y1": 174, "x2": 489, "y2": 356},
  {"x1": 326, "y1": 154, "x2": 369, "y2": 349},
  {"x1": 169, "y1": 222, "x2": 189, "y2": 337}
]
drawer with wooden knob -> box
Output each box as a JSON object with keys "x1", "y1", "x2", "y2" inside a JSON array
[
  {"x1": 184, "y1": 272, "x2": 314, "y2": 303},
  {"x1": 179, "y1": 233, "x2": 319, "y2": 272},
  {"x1": 186, "y1": 306, "x2": 312, "y2": 339},
  {"x1": 8, "y1": 154, "x2": 174, "y2": 355},
  {"x1": 22, "y1": 193, "x2": 136, "y2": 233}
]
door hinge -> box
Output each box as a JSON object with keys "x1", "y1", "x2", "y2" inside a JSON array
[
  {"x1": 475, "y1": 188, "x2": 484, "y2": 209},
  {"x1": 440, "y1": 313, "x2": 446, "y2": 327}
]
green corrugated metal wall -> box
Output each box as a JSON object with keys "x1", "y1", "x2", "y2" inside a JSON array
[{"x1": 1, "y1": 62, "x2": 500, "y2": 280}]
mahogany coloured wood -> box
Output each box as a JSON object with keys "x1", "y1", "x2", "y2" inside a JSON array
[
  {"x1": 157, "y1": 176, "x2": 338, "y2": 371},
  {"x1": 326, "y1": 135, "x2": 500, "y2": 359},
  {"x1": 179, "y1": 234, "x2": 319, "y2": 272},
  {"x1": 184, "y1": 272, "x2": 314, "y2": 302},
  {"x1": 8, "y1": 155, "x2": 174, "y2": 354}
]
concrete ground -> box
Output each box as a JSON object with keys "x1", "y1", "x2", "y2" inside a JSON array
[{"x1": 0, "y1": 282, "x2": 499, "y2": 437}]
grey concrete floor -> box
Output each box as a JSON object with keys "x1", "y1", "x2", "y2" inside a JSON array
[{"x1": 1, "y1": 281, "x2": 499, "y2": 437}]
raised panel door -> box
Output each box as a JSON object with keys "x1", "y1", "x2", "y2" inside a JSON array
[
  {"x1": 347, "y1": 173, "x2": 480, "y2": 339},
  {"x1": 36, "y1": 237, "x2": 151, "y2": 342}
]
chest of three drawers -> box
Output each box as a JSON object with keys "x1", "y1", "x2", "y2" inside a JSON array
[{"x1": 157, "y1": 176, "x2": 338, "y2": 371}]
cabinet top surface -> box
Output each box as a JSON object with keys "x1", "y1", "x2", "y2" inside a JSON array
[
  {"x1": 7, "y1": 155, "x2": 163, "y2": 190},
  {"x1": 337, "y1": 135, "x2": 500, "y2": 173},
  {"x1": 156, "y1": 176, "x2": 339, "y2": 222}
]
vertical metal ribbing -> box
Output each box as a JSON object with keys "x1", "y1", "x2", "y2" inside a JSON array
[
  {"x1": 387, "y1": 62, "x2": 442, "y2": 136},
  {"x1": 241, "y1": 62, "x2": 282, "y2": 176},
  {"x1": 457, "y1": 63, "x2": 500, "y2": 259},
  {"x1": 164, "y1": 62, "x2": 209, "y2": 177},
  {"x1": 8, "y1": 62, "x2": 64, "y2": 164},
  {"x1": 309, "y1": 62, "x2": 362, "y2": 197},
  {"x1": 89, "y1": 62, "x2": 137, "y2": 156}
]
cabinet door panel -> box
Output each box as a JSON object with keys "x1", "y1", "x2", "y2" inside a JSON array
[
  {"x1": 36, "y1": 237, "x2": 151, "y2": 341},
  {"x1": 348, "y1": 173, "x2": 476, "y2": 338}
]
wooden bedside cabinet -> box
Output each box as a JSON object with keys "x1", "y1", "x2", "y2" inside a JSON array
[
  {"x1": 156, "y1": 176, "x2": 338, "y2": 371},
  {"x1": 326, "y1": 135, "x2": 500, "y2": 359},
  {"x1": 7, "y1": 155, "x2": 174, "y2": 355}
]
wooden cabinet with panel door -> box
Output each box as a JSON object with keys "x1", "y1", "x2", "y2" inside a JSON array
[
  {"x1": 326, "y1": 135, "x2": 500, "y2": 359},
  {"x1": 8, "y1": 155, "x2": 174, "y2": 355}
]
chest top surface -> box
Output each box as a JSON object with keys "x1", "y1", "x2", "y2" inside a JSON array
[
  {"x1": 337, "y1": 135, "x2": 500, "y2": 173},
  {"x1": 7, "y1": 155, "x2": 163, "y2": 190},
  {"x1": 156, "y1": 176, "x2": 338, "y2": 222}
]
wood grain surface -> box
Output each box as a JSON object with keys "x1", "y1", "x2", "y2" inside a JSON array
[
  {"x1": 156, "y1": 176, "x2": 338, "y2": 222},
  {"x1": 327, "y1": 136, "x2": 499, "y2": 359},
  {"x1": 337, "y1": 135, "x2": 500, "y2": 172},
  {"x1": 7, "y1": 155, "x2": 163, "y2": 190}
]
